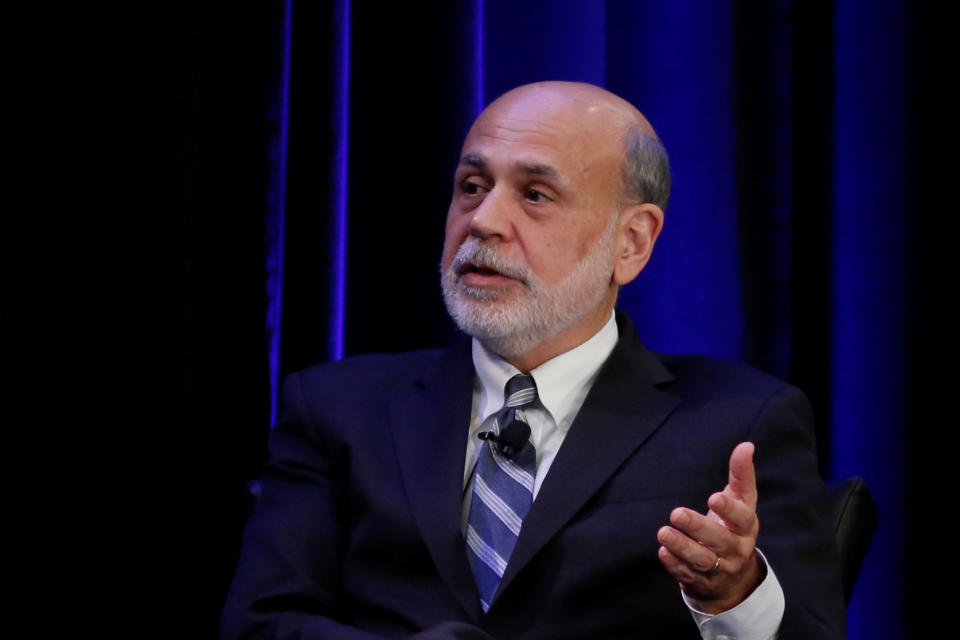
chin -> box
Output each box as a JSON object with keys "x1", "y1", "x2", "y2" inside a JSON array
[
  {"x1": 442, "y1": 289, "x2": 537, "y2": 354},
  {"x1": 440, "y1": 251, "x2": 613, "y2": 360}
]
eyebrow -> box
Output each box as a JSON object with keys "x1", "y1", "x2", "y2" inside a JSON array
[
  {"x1": 514, "y1": 161, "x2": 558, "y2": 178},
  {"x1": 458, "y1": 154, "x2": 560, "y2": 179},
  {"x1": 459, "y1": 154, "x2": 487, "y2": 170}
]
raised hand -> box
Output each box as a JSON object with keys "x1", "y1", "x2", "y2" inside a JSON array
[{"x1": 656, "y1": 442, "x2": 764, "y2": 613}]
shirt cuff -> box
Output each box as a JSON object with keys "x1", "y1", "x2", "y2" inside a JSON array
[{"x1": 682, "y1": 549, "x2": 785, "y2": 640}]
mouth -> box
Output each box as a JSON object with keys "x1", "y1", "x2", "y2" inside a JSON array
[
  {"x1": 457, "y1": 262, "x2": 503, "y2": 277},
  {"x1": 456, "y1": 260, "x2": 518, "y2": 288}
]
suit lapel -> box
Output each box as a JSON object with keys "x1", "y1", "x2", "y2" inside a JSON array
[
  {"x1": 496, "y1": 313, "x2": 680, "y2": 599},
  {"x1": 387, "y1": 341, "x2": 483, "y2": 621}
]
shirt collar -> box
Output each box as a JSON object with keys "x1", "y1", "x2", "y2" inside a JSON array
[{"x1": 471, "y1": 311, "x2": 619, "y2": 429}]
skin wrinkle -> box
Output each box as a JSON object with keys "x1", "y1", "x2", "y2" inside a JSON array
[
  {"x1": 470, "y1": 114, "x2": 619, "y2": 205},
  {"x1": 482, "y1": 118, "x2": 567, "y2": 135},
  {"x1": 459, "y1": 155, "x2": 561, "y2": 181}
]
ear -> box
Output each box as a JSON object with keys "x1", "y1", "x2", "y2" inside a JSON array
[{"x1": 612, "y1": 202, "x2": 664, "y2": 286}]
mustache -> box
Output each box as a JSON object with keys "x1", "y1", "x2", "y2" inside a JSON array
[{"x1": 451, "y1": 238, "x2": 534, "y2": 284}]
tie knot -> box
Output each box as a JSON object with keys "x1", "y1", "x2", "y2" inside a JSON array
[{"x1": 504, "y1": 374, "x2": 537, "y2": 408}]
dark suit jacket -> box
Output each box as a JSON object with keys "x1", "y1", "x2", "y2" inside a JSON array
[{"x1": 222, "y1": 313, "x2": 846, "y2": 639}]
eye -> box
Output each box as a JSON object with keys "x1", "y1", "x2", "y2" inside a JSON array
[
  {"x1": 461, "y1": 179, "x2": 488, "y2": 196},
  {"x1": 525, "y1": 188, "x2": 550, "y2": 203}
]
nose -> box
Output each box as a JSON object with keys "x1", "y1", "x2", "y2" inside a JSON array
[{"x1": 467, "y1": 186, "x2": 515, "y2": 242}]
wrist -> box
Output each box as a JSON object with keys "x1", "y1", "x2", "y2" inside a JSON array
[{"x1": 688, "y1": 550, "x2": 765, "y2": 614}]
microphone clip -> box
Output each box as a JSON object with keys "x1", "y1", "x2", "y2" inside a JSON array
[{"x1": 477, "y1": 422, "x2": 531, "y2": 458}]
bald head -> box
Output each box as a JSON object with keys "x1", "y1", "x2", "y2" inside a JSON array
[
  {"x1": 482, "y1": 81, "x2": 653, "y2": 133},
  {"x1": 474, "y1": 82, "x2": 670, "y2": 210}
]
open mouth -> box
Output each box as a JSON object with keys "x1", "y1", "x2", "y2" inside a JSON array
[
  {"x1": 458, "y1": 262, "x2": 503, "y2": 277},
  {"x1": 455, "y1": 260, "x2": 520, "y2": 288}
]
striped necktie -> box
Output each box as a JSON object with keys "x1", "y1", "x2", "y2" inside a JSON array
[{"x1": 465, "y1": 374, "x2": 538, "y2": 613}]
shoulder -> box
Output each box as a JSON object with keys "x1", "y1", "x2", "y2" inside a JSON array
[
  {"x1": 654, "y1": 353, "x2": 813, "y2": 432},
  {"x1": 615, "y1": 310, "x2": 803, "y2": 408},
  {"x1": 286, "y1": 347, "x2": 461, "y2": 398},
  {"x1": 274, "y1": 346, "x2": 470, "y2": 444},
  {"x1": 659, "y1": 353, "x2": 800, "y2": 400},
  {"x1": 291, "y1": 349, "x2": 460, "y2": 387}
]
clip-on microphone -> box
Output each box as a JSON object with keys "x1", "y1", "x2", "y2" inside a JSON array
[{"x1": 478, "y1": 421, "x2": 531, "y2": 458}]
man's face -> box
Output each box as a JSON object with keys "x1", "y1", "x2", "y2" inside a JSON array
[{"x1": 440, "y1": 87, "x2": 625, "y2": 357}]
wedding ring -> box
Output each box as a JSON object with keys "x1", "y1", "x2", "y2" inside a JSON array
[{"x1": 708, "y1": 556, "x2": 721, "y2": 575}]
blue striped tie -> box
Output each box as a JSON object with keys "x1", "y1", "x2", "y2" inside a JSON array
[{"x1": 465, "y1": 374, "x2": 538, "y2": 613}]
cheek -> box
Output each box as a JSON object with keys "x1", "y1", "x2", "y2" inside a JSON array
[
  {"x1": 524, "y1": 218, "x2": 596, "y2": 282},
  {"x1": 523, "y1": 239, "x2": 575, "y2": 284}
]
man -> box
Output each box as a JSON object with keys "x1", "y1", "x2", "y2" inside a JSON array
[{"x1": 222, "y1": 82, "x2": 845, "y2": 639}]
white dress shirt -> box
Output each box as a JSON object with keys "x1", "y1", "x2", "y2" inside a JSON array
[{"x1": 461, "y1": 311, "x2": 784, "y2": 640}]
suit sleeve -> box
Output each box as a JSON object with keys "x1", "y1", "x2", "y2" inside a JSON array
[
  {"x1": 220, "y1": 372, "x2": 494, "y2": 640},
  {"x1": 748, "y1": 386, "x2": 847, "y2": 640},
  {"x1": 220, "y1": 371, "x2": 379, "y2": 639}
]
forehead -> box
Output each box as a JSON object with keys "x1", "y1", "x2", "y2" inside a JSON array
[{"x1": 460, "y1": 94, "x2": 625, "y2": 181}]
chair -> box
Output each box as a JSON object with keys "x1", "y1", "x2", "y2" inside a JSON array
[{"x1": 826, "y1": 477, "x2": 877, "y2": 604}]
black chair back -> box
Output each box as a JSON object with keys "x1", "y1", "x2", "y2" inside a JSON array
[{"x1": 827, "y1": 477, "x2": 878, "y2": 604}]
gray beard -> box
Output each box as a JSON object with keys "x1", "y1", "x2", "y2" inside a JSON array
[{"x1": 440, "y1": 219, "x2": 617, "y2": 359}]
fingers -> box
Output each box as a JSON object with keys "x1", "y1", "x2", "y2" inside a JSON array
[
  {"x1": 661, "y1": 504, "x2": 755, "y2": 567},
  {"x1": 726, "y1": 442, "x2": 757, "y2": 508},
  {"x1": 707, "y1": 492, "x2": 757, "y2": 536},
  {"x1": 669, "y1": 500, "x2": 754, "y2": 546},
  {"x1": 658, "y1": 544, "x2": 712, "y2": 586},
  {"x1": 668, "y1": 508, "x2": 729, "y2": 555},
  {"x1": 659, "y1": 541, "x2": 762, "y2": 614},
  {"x1": 657, "y1": 512, "x2": 762, "y2": 611},
  {"x1": 657, "y1": 522, "x2": 720, "y2": 573}
]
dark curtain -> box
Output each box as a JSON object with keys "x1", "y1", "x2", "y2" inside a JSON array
[{"x1": 0, "y1": 1, "x2": 945, "y2": 637}]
